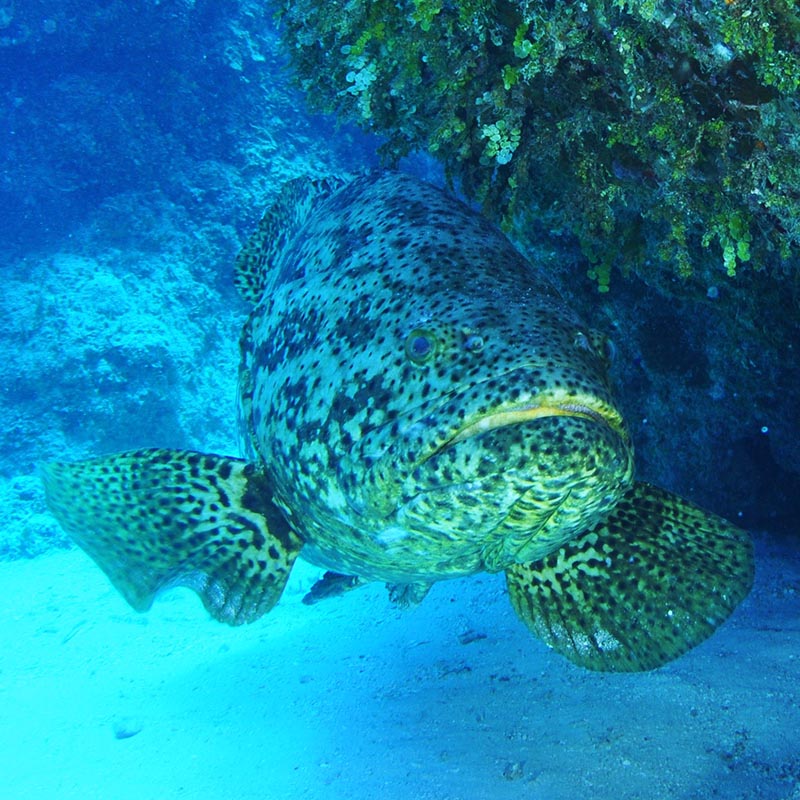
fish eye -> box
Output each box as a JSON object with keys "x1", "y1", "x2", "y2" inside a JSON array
[
  {"x1": 405, "y1": 328, "x2": 437, "y2": 364},
  {"x1": 600, "y1": 336, "x2": 616, "y2": 365},
  {"x1": 589, "y1": 330, "x2": 616, "y2": 366},
  {"x1": 463, "y1": 332, "x2": 484, "y2": 353}
]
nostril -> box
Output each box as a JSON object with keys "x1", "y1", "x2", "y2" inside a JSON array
[
  {"x1": 573, "y1": 331, "x2": 591, "y2": 351},
  {"x1": 463, "y1": 333, "x2": 485, "y2": 352}
]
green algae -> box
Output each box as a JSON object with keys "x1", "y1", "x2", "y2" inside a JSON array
[{"x1": 272, "y1": 0, "x2": 800, "y2": 289}]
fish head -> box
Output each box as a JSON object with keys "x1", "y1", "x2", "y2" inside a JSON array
[
  {"x1": 239, "y1": 172, "x2": 634, "y2": 573},
  {"x1": 341, "y1": 280, "x2": 634, "y2": 569}
]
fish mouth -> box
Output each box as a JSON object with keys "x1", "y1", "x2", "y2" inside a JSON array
[{"x1": 442, "y1": 397, "x2": 627, "y2": 451}]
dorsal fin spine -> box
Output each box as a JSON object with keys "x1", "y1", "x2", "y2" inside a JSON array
[{"x1": 234, "y1": 175, "x2": 350, "y2": 304}]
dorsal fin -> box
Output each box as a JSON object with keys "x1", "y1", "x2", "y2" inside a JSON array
[{"x1": 234, "y1": 174, "x2": 350, "y2": 303}]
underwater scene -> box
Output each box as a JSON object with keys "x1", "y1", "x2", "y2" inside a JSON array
[{"x1": 1, "y1": 2, "x2": 799, "y2": 798}]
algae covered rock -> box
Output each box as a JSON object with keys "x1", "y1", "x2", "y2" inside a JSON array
[{"x1": 272, "y1": 0, "x2": 800, "y2": 286}]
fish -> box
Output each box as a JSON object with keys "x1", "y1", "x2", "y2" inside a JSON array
[{"x1": 41, "y1": 172, "x2": 754, "y2": 671}]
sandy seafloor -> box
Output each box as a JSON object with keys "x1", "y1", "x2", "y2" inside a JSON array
[{"x1": 1, "y1": 533, "x2": 797, "y2": 800}]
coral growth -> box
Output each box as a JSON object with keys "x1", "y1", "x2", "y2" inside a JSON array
[{"x1": 273, "y1": 0, "x2": 800, "y2": 288}]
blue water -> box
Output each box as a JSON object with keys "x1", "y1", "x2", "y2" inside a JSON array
[{"x1": 1, "y1": 3, "x2": 798, "y2": 799}]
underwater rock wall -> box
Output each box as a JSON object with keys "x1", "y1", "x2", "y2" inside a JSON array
[
  {"x1": 0, "y1": 0, "x2": 371, "y2": 252},
  {"x1": 0, "y1": 0, "x2": 374, "y2": 557},
  {"x1": 0, "y1": 0, "x2": 797, "y2": 556}
]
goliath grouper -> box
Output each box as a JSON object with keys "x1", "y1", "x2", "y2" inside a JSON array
[{"x1": 42, "y1": 172, "x2": 754, "y2": 671}]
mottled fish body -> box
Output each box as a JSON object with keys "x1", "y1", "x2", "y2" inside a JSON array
[
  {"x1": 236, "y1": 173, "x2": 631, "y2": 583},
  {"x1": 42, "y1": 173, "x2": 754, "y2": 672}
]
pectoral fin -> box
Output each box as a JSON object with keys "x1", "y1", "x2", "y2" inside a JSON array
[
  {"x1": 506, "y1": 481, "x2": 754, "y2": 672},
  {"x1": 41, "y1": 448, "x2": 303, "y2": 625}
]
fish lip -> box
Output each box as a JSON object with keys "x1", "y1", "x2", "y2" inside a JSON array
[{"x1": 439, "y1": 397, "x2": 628, "y2": 452}]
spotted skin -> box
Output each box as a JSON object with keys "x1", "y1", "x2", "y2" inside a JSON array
[
  {"x1": 506, "y1": 483, "x2": 754, "y2": 671},
  {"x1": 234, "y1": 175, "x2": 349, "y2": 303},
  {"x1": 42, "y1": 172, "x2": 754, "y2": 671},
  {"x1": 41, "y1": 449, "x2": 302, "y2": 624},
  {"x1": 236, "y1": 173, "x2": 633, "y2": 582}
]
